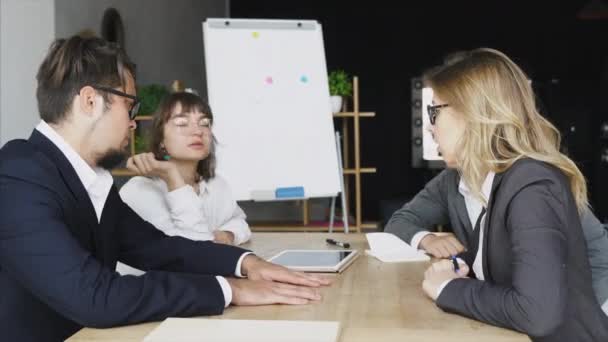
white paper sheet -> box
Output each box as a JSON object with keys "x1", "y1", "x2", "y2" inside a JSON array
[
  {"x1": 144, "y1": 318, "x2": 340, "y2": 342},
  {"x1": 365, "y1": 232, "x2": 430, "y2": 262}
]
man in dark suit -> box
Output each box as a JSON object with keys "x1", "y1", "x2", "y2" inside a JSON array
[{"x1": 0, "y1": 36, "x2": 329, "y2": 342}]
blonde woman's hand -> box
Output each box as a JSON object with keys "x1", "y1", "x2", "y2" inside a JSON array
[
  {"x1": 419, "y1": 233, "x2": 466, "y2": 258},
  {"x1": 126, "y1": 153, "x2": 185, "y2": 191},
  {"x1": 422, "y1": 259, "x2": 469, "y2": 301}
]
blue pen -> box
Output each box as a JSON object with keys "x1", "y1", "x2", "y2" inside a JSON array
[{"x1": 451, "y1": 255, "x2": 460, "y2": 273}]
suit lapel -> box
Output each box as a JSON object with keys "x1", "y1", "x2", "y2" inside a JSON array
[
  {"x1": 454, "y1": 194, "x2": 473, "y2": 232},
  {"x1": 98, "y1": 186, "x2": 121, "y2": 266},
  {"x1": 450, "y1": 174, "x2": 474, "y2": 247},
  {"x1": 29, "y1": 130, "x2": 100, "y2": 250},
  {"x1": 481, "y1": 172, "x2": 504, "y2": 281}
]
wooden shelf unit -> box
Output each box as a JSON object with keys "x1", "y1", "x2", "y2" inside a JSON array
[{"x1": 333, "y1": 76, "x2": 377, "y2": 233}]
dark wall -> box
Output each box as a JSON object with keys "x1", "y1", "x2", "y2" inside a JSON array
[{"x1": 232, "y1": 0, "x2": 608, "y2": 223}]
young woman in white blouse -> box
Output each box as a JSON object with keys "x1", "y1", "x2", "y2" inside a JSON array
[{"x1": 117, "y1": 92, "x2": 251, "y2": 275}]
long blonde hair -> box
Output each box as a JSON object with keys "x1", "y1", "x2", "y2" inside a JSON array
[{"x1": 425, "y1": 48, "x2": 588, "y2": 212}]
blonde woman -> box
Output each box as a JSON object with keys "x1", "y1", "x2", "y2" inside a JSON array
[{"x1": 418, "y1": 49, "x2": 608, "y2": 341}]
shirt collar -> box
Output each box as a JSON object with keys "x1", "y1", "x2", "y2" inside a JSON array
[
  {"x1": 199, "y1": 180, "x2": 210, "y2": 195},
  {"x1": 35, "y1": 120, "x2": 103, "y2": 190},
  {"x1": 458, "y1": 171, "x2": 496, "y2": 203}
]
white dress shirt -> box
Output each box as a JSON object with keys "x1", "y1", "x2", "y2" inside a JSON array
[
  {"x1": 459, "y1": 172, "x2": 494, "y2": 281},
  {"x1": 36, "y1": 121, "x2": 114, "y2": 221},
  {"x1": 35, "y1": 121, "x2": 240, "y2": 307},
  {"x1": 411, "y1": 172, "x2": 495, "y2": 296}
]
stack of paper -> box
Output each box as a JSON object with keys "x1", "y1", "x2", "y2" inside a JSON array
[
  {"x1": 143, "y1": 318, "x2": 341, "y2": 342},
  {"x1": 365, "y1": 232, "x2": 430, "y2": 262}
]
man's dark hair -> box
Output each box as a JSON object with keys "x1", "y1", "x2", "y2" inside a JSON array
[{"x1": 36, "y1": 35, "x2": 136, "y2": 124}]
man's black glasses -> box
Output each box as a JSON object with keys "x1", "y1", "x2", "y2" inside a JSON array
[{"x1": 92, "y1": 85, "x2": 140, "y2": 120}]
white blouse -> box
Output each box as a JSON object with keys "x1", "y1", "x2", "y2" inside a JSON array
[{"x1": 116, "y1": 175, "x2": 251, "y2": 275}]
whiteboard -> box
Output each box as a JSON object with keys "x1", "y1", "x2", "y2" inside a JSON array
[{"x1": 203, "y1": 18, "x2": 341, "y2": 201}]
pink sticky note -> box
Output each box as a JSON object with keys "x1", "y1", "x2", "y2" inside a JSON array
[{"x1": 265, "y1": 76, "x2": 273, "y2": 85}]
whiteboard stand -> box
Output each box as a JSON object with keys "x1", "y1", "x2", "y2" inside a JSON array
[{"x1": 329, "y1": 131, "x2": 349, "y2": 233}]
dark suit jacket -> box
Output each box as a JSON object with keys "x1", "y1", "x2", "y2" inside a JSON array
[
  {"x1": 394, "y1": 159, "x2": 608, "y2": 341},
  {"x1": 0, "y1": 130, "x2": 249, "y2": 341}
]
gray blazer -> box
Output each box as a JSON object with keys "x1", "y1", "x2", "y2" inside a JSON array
[
  {"x1": 385, "y1": 160, "x2": 608, "y2": 341},
  {"x1": 385, "y1": 165, "x2": 608, "y2": 305}
]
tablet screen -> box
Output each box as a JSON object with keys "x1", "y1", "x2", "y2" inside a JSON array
[{"x1": 271, "y1": 250, "x2": 353, "y2": 267}]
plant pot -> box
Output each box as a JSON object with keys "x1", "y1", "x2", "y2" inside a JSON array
[{"x1": 330, "y1": 95, "x2": 343, "y2": 113}]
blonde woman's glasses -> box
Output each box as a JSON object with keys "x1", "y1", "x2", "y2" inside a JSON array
[{"x1": 427, "y1": 103, "x2": 449, "y2": 125}]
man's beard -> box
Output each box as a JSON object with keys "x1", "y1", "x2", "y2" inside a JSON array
[{"x1": 96, "y1": 148, "x2": 128, "y2": 170}]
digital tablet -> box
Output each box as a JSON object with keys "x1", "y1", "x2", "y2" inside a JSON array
[{"x1": 267, "y1": 249, "x2": 359, "y2": 273}]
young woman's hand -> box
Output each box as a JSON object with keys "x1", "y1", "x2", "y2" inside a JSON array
[
  {"x1": 213, "y1": 231, "x2": 235, "y2": 245},
  {"x1": 126, "y1": 153, "x2": 185, "y2": 191},
  {"x1": 422, "y1": 259, "x2": 469, "y2": 301}
]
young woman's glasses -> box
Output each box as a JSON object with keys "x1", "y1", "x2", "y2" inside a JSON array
[{"x1": 170, "y1": 116, "x2": 211, "y2": 133}]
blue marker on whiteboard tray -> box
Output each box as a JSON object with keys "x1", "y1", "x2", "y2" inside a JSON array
[{"x1": 275, "y1": 186, "x2": 305, "y2": 198}]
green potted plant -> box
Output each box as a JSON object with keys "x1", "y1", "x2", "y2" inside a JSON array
[
  {"x1": 134, "y1": 84, "x2": 169, "y2": 154},
  {"x1": 137, "y1": 84, "x2": 169, "y2": 116},
  {"x1": 328, "y1": 70, "x2": 353, "y2": 113}
]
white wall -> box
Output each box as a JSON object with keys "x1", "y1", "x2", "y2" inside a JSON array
[
  {"x1": 0, "y1": 0, "x2": 227, "y2": 145},
  {"x1": 0, "y1": 0, "x2": 55, "y2": 145}
]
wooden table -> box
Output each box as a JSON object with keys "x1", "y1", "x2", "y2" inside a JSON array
[{"x1": 68, "y1": 233, "x2": 528, "y2": 341}]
